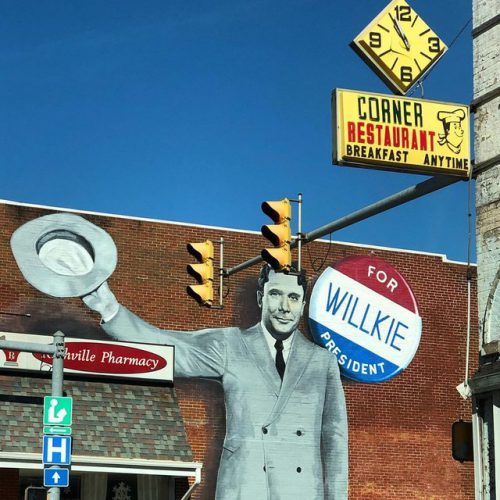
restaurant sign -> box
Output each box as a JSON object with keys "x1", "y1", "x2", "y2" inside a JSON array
[
  {"x1": 333, "y1": 88, "x2": 470, "y2": 177},
  {"x1": 0, "y1": 332, "x2": 174, "y2": 382}
]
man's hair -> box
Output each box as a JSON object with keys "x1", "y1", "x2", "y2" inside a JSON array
[{"x1": 257, "y1": 264, "x2": 307, "y2": 296}]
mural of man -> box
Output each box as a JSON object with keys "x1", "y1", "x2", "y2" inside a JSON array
[
  {"x1": 9, "y1": 213, "x2": 347, "y2": 499},
  {"x1": 83, "y1": 264, "x2": 348, "y2": 500}
]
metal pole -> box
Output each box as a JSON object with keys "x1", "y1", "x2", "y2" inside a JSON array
[
  {"x1": 472, "y1": 401, "x2": 485, "y2": 499},
  {"x1": 51, "y1": 331, "x2": 65, "y2": 398},
  {"x1": 297, "y1": 193, "x2": 302, "y2": 272},
  {"x1": 301, "y1": 175, "x2": 460, "y2": 244},
  {"x1": 225, "y1": 175, "x2": 461, "y2": 277},
  {"x1": 0, "y1": 340, "x2": 55, "y2": 354},
  {"x1": 47, "y1": 331, "x2": 65, "y2": 500},
  {"x1": 219, "y1": 237, "x2": 224, "y2": 308}
]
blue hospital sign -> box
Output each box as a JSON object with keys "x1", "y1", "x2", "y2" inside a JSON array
[
  {"x1": 309, "y1": 255, "x2": 422, "y2": 383},
  {"x1": 42, "y1": 436, "x2": 72, "y2": 465}
]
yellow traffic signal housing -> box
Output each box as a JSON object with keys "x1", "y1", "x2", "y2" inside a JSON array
[
  {"x1": 261, "y1": 198, "x2": 292, "y2": 272},
  {"x1": 186, "y1": 240, "x2": 214, "y2": 306},
  {"x1": 451, "y1": 420, "x2": 473, "y2": 462}
]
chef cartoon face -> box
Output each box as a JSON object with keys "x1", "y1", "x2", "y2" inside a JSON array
[{"x1": 437, "y1": 109, "x2": 466, "y2": 154}]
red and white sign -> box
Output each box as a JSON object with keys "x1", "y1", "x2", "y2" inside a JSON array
[
  {"x1": 0, "y1": 332, "x2": 174, "y2": 382},
  {"x1": 309, "y1": 255, "x2": 422, "y2": 383}
]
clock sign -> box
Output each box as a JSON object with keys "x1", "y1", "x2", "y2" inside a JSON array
[{"x1": 351, "y1": 0, "x2": 448, "y2": 95}]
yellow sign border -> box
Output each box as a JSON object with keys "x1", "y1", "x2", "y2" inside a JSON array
[{"x1": 332, "y1": 88, "x2": 471, "y2": 177}]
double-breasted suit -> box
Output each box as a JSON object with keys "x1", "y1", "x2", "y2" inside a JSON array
[{"x1": 103, "y1": 306, "x2": 348, "y2": 500}]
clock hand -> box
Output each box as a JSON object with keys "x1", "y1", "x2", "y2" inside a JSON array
[{"x1": 389, "y1": 13, "x2": 411, "y2": 50}]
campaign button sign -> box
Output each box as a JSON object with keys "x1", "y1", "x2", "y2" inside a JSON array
[
  {"x1": 309, "y1": 255, "x2": 422, "y2": 383},
  {"x1": 42, "y1": 436, "x2": 72, "y2": 465},
  {"x1": 44, "y1": 468, "x2": 70, "y2": 487}
]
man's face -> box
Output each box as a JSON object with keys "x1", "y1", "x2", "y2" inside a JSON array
[
  {"x1": 257, "y1": 270, "x2": 305, "y2": 340},
  {"x1": 448, "y1": 121, "x2": 464, "y2": 148}
]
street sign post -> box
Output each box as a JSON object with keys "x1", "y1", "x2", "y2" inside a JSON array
[
  {"x1": 0, "y1": 332, "x2": 68, "y2": 500},
  {"x1": 42, "y1": 387, "x2": 73, "y2": 499},
  {"x1": 43, "y1": 468, "x2": 70, "y2": 488}
]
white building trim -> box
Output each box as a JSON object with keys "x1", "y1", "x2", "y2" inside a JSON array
[{"x1": 0, "y1": 451, "x2": 202, "y2": 478}]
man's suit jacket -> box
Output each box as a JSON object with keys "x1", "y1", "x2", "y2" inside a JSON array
[{"x1": 103, "y1": 306, "x2": 348, "y2": 500}]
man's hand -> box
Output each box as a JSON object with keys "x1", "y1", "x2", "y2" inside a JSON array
[{"x1": 82, "y1": 281, "x2": 120, "y2": 322}]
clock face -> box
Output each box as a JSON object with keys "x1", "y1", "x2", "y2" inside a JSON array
[{"x1": 351, "y1": 0, "x2": 448, "y2": 95}]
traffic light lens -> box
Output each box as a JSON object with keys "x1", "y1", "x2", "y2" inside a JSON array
[
  {"x1": 261, "y1": 202, "x2": 279, "y2": 222},
  {"x1": 187, "y1": 263, "x2": 212, "y2": 282},
  {"x1": 262, "y1": 225, "x2": 281, "y2": 246},
  {"x1": 261, "y1": 199, "x2": 291, "y2": 223},
  {"x1": 261, "y1": 248, "x2": 291, "y2": 273},
  {"x1": 186, "y1": 284, "x2": 213, "y2": 306},
  {"x1": 187, "y1": 240, "x2": 214, "y2": 262},
  {"x1": 186, "y1": 243, "x2": 202, "y2": 261}
]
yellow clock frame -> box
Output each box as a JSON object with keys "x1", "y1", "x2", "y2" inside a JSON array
[{"x1": 351, "y1": 0, "x2": 448, "y2": 95}]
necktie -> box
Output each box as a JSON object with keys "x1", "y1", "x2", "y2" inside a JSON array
[{"x1": 275, "y1": 339, "x2": 285, "y2": 380}]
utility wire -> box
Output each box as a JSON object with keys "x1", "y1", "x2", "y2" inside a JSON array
[
  {"x1": 409, "y1": 16, "x2": 472, "y2": 97},
  {"x1": 306, "y1": 232, "x2": 333, "y2": 272},
  {"x1": 463, "y1": 158, "x2": 474, "y2": 394},
  {"x1": 448, "y1": 17, "x2": 472, "y2": 51}
]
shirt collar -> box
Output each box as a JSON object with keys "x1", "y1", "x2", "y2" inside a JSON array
[{"x1": 260, "y1": 321, "x2": 295, "y2": 350}]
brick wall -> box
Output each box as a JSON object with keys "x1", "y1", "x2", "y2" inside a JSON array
[{"x1": 0, "y1": 202, "x2": 477, "y2": 499}]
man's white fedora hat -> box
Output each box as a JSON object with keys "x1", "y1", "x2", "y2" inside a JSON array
[{"x1": 11, "y1": 213, "x2": 117, "y2": 298}]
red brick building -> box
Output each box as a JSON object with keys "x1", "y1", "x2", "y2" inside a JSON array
[{"x1": 0, "y1": 200, "x2": 476, "y2": 499}]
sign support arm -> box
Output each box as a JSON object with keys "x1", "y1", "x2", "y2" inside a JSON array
[
  {"x1": 225, "y1": 175, "x2": 461, "y2": 277},
  {"x1": 302, "y1": 175, "x2": 460, "y2": 244}
]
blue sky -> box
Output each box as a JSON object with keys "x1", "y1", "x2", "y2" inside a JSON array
[{"x1": 0, "y1": 0, "x2": 474, "y2": 262}]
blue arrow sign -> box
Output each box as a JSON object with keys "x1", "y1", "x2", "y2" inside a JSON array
[
  {"x1": 42, "y1": 436, "x2": 71, "y2": 465},
  {"x1": 44, "y1": 468, "x2": 69, "y2": 487}
]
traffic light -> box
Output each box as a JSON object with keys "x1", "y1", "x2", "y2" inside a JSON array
[
  {"x1": 451, "y1": 420, "x2": 473, "y2": 462},
  {"x1": 186, "y1": 240, "x2": 214, "y2": 306},
  {"x1": 261, "y1": 198, "x2": 292, "y2": 272}
]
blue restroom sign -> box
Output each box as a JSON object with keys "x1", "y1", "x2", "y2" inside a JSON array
[{"x1": 309, "y1": 255, "x2": 422, "y2": 383}]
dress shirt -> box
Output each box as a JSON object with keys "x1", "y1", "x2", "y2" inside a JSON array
[{"x1": 260, "y1": 322, "x2": 295, "y2": 363}]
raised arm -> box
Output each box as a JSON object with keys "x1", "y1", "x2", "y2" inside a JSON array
[{"x1": 82, "y1": 282, "x2": 228, "y2": 379}]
